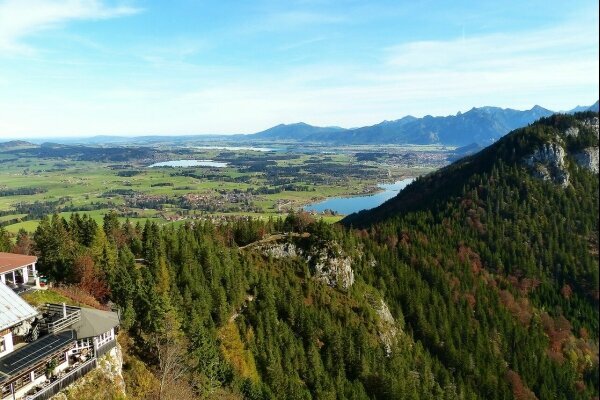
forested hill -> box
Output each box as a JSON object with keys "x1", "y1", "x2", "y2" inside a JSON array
[
  {"x1": 0, "y1": 114, "x2": 597, "y2": 399},
  {"x1": 340, "y1": 112, "x2": 599, "y2": 398},
  {"x1": 344, "y1": 112, "x2": 599, "y2": 226}
]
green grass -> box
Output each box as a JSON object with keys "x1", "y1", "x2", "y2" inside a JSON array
[
  {"x1": 4, "y1": 220, "x2": 40, "y2": 233},
  {"x1": 21, "y1": 289, "x2": 78, "y2": 307},
  {"x1": 0, "y1": 146, "x2": 440, "y2": 231}
]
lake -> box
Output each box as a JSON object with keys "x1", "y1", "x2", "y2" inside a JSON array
[
  {"x1": 195, "y1": 145, "x2": 275, "y2": 152},
  {"x1": 304, "y1": 178, "x2": 414, "y2": 215},
  {"x1": 148, "y1": 159, "x2": 228, "y2": 168}
]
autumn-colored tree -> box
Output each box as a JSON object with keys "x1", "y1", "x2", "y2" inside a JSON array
[
  {"x1": 73, "y1": 254, "x2": 110, "y2": 301},
  {"x1": 12, "y1": 228, "x2": 33, "y2": 255},
  {"x1": 507, "y1": 370, "x2": 538, "y2": 400}
]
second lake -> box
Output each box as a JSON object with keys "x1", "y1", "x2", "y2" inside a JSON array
[{"x1": 148, "y1": 159, "x2": 228, "y2": 168}]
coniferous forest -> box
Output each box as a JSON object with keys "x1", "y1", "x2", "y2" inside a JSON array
[{"x1": 1, "y1": 113, "x2": 598, "y2": 399}]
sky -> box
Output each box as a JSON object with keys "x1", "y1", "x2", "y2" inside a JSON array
[{"x1": 0, "y1": 0, "x2": 598, "y2": 138}]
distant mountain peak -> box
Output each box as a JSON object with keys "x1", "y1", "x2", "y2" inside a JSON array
[
  {"x1": 248, "y1": 102, "x2": 594, "y2": 146},
  {"x1": 0, "y1": 140, "x2": 37, "y2": 149}
]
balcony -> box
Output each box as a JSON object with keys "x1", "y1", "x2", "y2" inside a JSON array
[
  {"x1": 38, "y1": 304, "x2": 81, "y2": 335},
  {"x1": 24, "y1": 358, "x2": 97, "y2": 400}
]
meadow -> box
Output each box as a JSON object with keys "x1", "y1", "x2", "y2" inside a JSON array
[{"x1": 0, "y1": 141, "x2": 444, "y2": 232}]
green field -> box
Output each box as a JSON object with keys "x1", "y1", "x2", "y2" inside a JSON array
[{"x1": 0, "y1": 143, "x2": 443, "y2": 232}]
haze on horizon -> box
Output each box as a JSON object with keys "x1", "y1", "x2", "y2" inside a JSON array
[{"x1": 0, "y1": 0, "x2": 598, "y2": 139}]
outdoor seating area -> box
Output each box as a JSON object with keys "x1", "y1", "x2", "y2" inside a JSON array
[{"x1": 23, "y1": 357, "x2": 98, "y2": 400}]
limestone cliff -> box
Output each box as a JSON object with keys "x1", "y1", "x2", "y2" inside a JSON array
[
  {"x1": 574, "y1": 147, "x2": 599, "y2": 173},
  {"x1": 258, "y1": 238, "x2": 355, "y2": 290},
  {"x1": 524, "y1": 143, "x2": 570, "y2": 187}
]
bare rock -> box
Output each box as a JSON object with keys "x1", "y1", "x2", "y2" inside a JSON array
[
  {"x1": 564, "y1": 126, "x2": 579, "y2": 137},
  {"x1": 574, "y1": 147, "x2": 599, "y2": 173},
  {"x1": 260, "y1": 239, "x2": 355, "y2": 290},
  {"x1": 99, "y1": 344, "x2": 126, "y2": 395},
  {"x1": 583, "y1": 117, "x2": 600, "y2": 138},
  {"x1": 524, "y1": 143, "x2": 569, "y2": 187},
  {"x1": 262, "y1": 242, "x2": 301, "y2": 258},
  {"x1": 310, "y1": 242, "x2": 355, "y2": 290},
  {"x1": 369, "y1": 297, "x2": 399, "y2": 356}
]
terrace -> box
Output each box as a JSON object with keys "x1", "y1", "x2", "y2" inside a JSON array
[
  {"x1": 23, "y1": 355, "x2": 97, "y2": 400},
  {"x1": 0, "y1": 331, "x2": 75, "y2": 400},
  {"x1": 37, "y1": 304, "x2": 81, "y2": 336}
]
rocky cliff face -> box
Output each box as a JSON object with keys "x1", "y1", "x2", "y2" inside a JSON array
[
  {"x1": 52, "y1": 343, "x2": 126, "y2": 400},
  {"x1": 583, "y1": 116, "x2": 599, "y2": 137},
  {"x1": 262, "y1": 242, "x2": 301, "y2": 259},
  {"x1": 524, "y1": 116, "x2": 599, "y2": 184},
  {"x1": 524, "y1": 143, "x2": 570, "y2": 187},
  {"x1": 363, "y1": 294, "x2": 399, "y2": 356},
  {"x1": 574, "y1": 147, "x2": 599, "y2": 173},
  {"x1": 260, "y1": 239, "x2": 355, "y2": 290},
  {"x1": 307, "y1": 241, "x2": 355, "y2": 290},
  {"x1": 98, "y1": 344, "x2": 126, "y2": 395},
  {"x1": 374, "y1": 299, "x2": 398, "y2": 356}
]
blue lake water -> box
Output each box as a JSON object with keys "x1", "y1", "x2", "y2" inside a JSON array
[
  {"x1": 304, "y1": 178, "x2": 414, "y2": 215},
  {"x1": 195, "y1": 145, "x2": 275, "y2": 152},
  {"x1": 148, "y1": 159, "x2": 228, "y2": 168}
]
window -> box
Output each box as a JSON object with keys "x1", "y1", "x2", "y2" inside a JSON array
[
  {"x1": 0, "y1": 336, "x2": 5, "y2": 352},
  {"x1": 33, "y1": 364, "x2": 46, "y2": 379}
]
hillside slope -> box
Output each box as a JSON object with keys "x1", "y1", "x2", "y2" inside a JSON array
[
  {"x1": 341, "y1": 112, "x2": 599, "y2": 398},
  {"x1": 252, "y1": 122, "x2": 346, "y2": 140},
  {"x1": 344, "y1": 112, "x2": 599, "y2": 224}
]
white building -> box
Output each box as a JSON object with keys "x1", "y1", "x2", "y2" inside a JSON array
[
  {"x1": 0, "y1": 253, "x2": 40, "y2": 292},
  {"x1": 0, "y1": 259, "x2": 120, "y2": 400}
]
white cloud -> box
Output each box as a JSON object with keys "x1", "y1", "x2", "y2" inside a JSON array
[
  {"x1": 0, "y1": 3, "x2": 597, "y2": 137},
  {"x1": 0, "y1": 0, "x2": 139, "y2": 54}
]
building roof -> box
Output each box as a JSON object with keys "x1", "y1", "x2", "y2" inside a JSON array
[
  {"x1": 68, "y1": 307, "x2": 119, "y2": 338},
  {"x1": 0, "y1": 281, "x2": 38, "y2": 332},
  {"x1": 0, "y1": 330, "x2": 76, "y2": 383},
  {"x1": 0, "y1": 252, "x2": 37, "y2": 275}
]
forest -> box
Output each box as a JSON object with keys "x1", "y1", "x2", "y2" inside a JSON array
[{"x1": 0, "y1": 113, "x2": 598, "y2": 399}]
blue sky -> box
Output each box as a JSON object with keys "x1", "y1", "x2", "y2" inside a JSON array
[{"x1": 0, "y1": 0, "x2": 598, "y2": 138}]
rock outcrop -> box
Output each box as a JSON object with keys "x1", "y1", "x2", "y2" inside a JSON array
[
  {"x1": 259, "y1": 239, "x2": 355, "y2": 290},
  {"x1": 574, "y1": 147, "x2": 599, "y2": 173},
  {"x1": 564, "y1": 126, "x2": 579, "y2": 137},
  {"x1": 524, "y1": 143, "x2": 570, "y2": 187},
  {"x1": 375, "y1": 299, "x2": 398, "y2": 356},
  {"x1": 308, "y1": 243, "x2": 355, "y2": 290},
  {"x1": 98, "y1": 344, "x2": 126, "y2": 395},
  {"x1": 262, "y1": 242, "x2": 301, "y2": 259},
  {"x1": 583, "y1": 117, "x2": 599, "y2": 138},
  {"x1": 364, "y1": 295, "x2": 399, "y2": 356}
]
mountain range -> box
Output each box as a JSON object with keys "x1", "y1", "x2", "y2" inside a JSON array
[
  {"x1": 4, "y1": 101, "x2": 598, "y2": 147},
  {"x1": 252, "y1": 102, "x2": 598, "y2": 146}
]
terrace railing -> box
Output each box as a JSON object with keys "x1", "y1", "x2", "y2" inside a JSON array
[
  {"x1": 39, "y1": 304, "x2": 81, "y2": 335},
  {"x1": 95, "y1": 339, "x2": 117, "y2": 358},
  {"x1": 25, "y1": 358, "x2": 97, "y2": 400}
]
